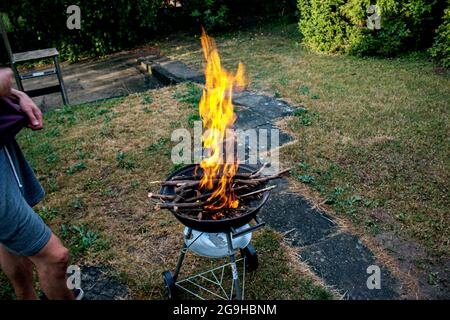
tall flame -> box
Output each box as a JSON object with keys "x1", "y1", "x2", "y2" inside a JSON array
[{"x1": 199, "y1": 29, "x2": 245, "y2": 210}]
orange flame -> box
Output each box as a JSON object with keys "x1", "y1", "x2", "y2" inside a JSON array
[{"x1": 199, "y1": 29, "x2": 245, "y2": 210}]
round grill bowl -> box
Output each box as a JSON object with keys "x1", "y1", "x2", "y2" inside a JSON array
[{"x1": 160, "y1": 164, "x2": 271, "y2": 233}]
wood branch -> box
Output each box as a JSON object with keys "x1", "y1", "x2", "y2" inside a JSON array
[
  {"x1": 157, "y1": 200, "x2": 207, "y2": 210},
  {"x1": 181, "y1": 184, "x2": 251, "y2": 203},
  {"x1": 171, "y1": 175, "x2": 202, "y2": 181},
  {"x1": 249, "y1": 162, "x2": 270, "y2": 178},
  {"x1": 238, "y1": 185, "x2": 277, "y2": 199},
  {"x1": 152, "y1": 165, "x2": 287, "y2": 218},
  {"x1": 161, "y1": 166, "x2": 289, "y2": 188},
  {"x1": 235, "y1": 168, "x2": 291, "y2": 185},
  {"x1": 173, "y1": 194, "x2": 184, "y2": 203},
  {"x1": 174, "y1": 181, "x2": 201, "y2": 194},
  {"x1": 148, "y1": 192, "x2": 176, "y2": 201},
  {"x1": 158, "y1": 180, "x2": 193, "y2": 186},
  {"x1": 177, "y1": 208, "x2": 204, "y2": 212}
]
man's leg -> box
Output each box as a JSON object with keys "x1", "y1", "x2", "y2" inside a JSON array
[
  {"x1": 0, "y1": 245, "x2": 37, "y2": 300},
  {"x1": 28, "y1": 233, "x2": 74, "y2": 300}
]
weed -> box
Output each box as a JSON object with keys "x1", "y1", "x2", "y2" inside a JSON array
[
  {"x1": 116, "y1": 151, "x2": 136, "y2": 169},
  {"x1": 147, "y1": 138, "x2": 170, "y2": 154},
  {"x1": 142, "y1": 95, "x2": 153, "y2": 104},
  {"x1": 298, "y1": 85, "x2": 310, "y2": 95},
  {"x1": 297, "y1": 174, "x2": 315, "y2": 184},
  {"x1": 66, "y1": 162, "x2": 87, "y2": 175},
  {"x1": 38, "y1": 207, "x2": 59, "y2": 221},
  {"x1": 61, "y1": 224, "x2": 108, "y2": 256}
]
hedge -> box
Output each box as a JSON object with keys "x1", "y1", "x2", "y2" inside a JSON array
[
  {"x1": 297, "y1": 0, "x2": 447, "y2": 57},
  {"x1": 429, "y1": 8, "x2": 450, "y2": 68}
]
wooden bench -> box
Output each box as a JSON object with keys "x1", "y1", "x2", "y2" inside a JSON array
[{"x1": 0, "y1": 13, "x2": 69, "y2": 104}]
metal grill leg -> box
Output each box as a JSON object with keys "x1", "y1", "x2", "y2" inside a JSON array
[
  {"x1": 54, "y1": 56, "x2": 69, "y2": 105},
  {"x1": 173, "y1": 228, "x2": 192, "y2": 281},
  {"x1": 226, "y1": 232, "x2": 242, "y2": 300}
]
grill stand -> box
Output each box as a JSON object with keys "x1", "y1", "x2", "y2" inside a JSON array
[{"x1": 163, "y1": 219, "x2": 264, "y2": 300}]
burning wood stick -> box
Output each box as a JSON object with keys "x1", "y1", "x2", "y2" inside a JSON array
[
  {"x1": 155, "y1": 166, "x2": 289, "y2": 187},
  {"x1": 150, "y1": 165, "x2": 291, "y2": 220}
]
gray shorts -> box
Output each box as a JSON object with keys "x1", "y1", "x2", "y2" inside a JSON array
[{"x1": 0, "y1": 140, "x2": 51, "y2": 256}]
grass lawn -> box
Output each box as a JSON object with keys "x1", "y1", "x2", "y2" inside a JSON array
[
  {"x1": 0, "y1": 85, "x2": 335, "y2": 300},
  {"x1": 157, "y1": 23, "x2": 449, "y2": 260}
]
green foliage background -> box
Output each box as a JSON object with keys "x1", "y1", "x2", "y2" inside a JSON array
[
  {"x1": 429, "y1": 8, "x2": 450, "y2": 67},
  {"x1": 0, "y1": 0, "x2": 447, "y2": 66},
  {"x1": 297, "y1": 0, "x2": 449, "y2": 66},
  {"x1": 0, "y1": 0, "x2": 296, "y2": 63}
]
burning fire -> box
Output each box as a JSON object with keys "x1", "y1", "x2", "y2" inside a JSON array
[{"x1": 198, "y1": 29, "x2": 246, "y2": 210}]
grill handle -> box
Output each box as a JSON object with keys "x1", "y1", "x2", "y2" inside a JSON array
[{"x1": 231, "y1": 218, "x2": 265, "y2": 238}]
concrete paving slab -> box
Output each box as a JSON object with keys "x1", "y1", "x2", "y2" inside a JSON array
[
  {"x1": 299, "y1": 232, "x2": 400, "y2": 299},
  {"x1": 260, "y1": 192, "x2": 338, "y2": 247},
  {"x1": 233, "y1": 92, "x2": 296, "y2": 120},
  {"x1": 151, "y1": 60, "x2": 205, "y2": 85},
  {"x1": 234, "y1": 105, "x2": 270, "y2": 129},
  {"x1": 254, "y1": 123, "x2": 294, "y2": 147}
]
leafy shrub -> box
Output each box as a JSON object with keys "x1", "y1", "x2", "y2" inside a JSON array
[
  {"x1": 297, "y1": 0, "x2": 350, "y2": 53},
  {"x1": 429, "y1": 8, "x2": 450, "y2": 67},
  {"x1": 186, "y1": 0, "x2": 230, "y2": 30},
  {"x1": 297, "y1": 0, "x2": 446, "y2": 56}
]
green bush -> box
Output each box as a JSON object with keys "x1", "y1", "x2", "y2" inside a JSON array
[
  {"x1": 183, "y1": 0, "x2": 230, "y2": 31},
  {"x1": 298, "y1": 0, "x2": 446, "y2": 57},
  {"x1": 297, "y1": 0, "x2": 350, "y2": 53},
  {"x1": 429, "y1": 8, "x2": 450, "y2": 67}
]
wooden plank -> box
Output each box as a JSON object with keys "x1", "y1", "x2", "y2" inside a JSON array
[
  {"x1": 13, "y1": 48, "x2": 58, "y2": 62},
  {"x1": 25, "y1": 85, "x2": 61, "y2": 98},
  {"x1": 20, "y1": 69, "x2": 57, "y2": 80}
]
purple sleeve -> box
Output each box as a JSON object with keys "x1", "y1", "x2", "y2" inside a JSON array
[{"x1": 0, "y1": 96, "x2": 28, "y2": 146}]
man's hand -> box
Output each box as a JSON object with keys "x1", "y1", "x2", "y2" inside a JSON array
[
  {"x1": 0, "y1": 68, "x2": 13, "y2": 96},
  {"x1": 11, "y1": 88, "x2": 43, "y2": 130}
]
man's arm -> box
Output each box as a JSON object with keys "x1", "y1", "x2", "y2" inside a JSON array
[
  {"x1": 10, "y1": 88, "x2": 43, "y2": 130},
  {"x1": 0, "y1": 67, "x2": 43, "y2": 130},
  {"x1": 0, "y1": 68, "x2": 13, "y2": 96}
]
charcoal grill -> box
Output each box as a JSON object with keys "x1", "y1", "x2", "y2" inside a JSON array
[{"x1": 160, "y1": 164, "x2": 272, "y2": 300}]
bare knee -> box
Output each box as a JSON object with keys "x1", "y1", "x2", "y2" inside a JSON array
[
  {"x1": 30, "y1": 234, "x2": 70, "y2": 274},
  {"x1": 47, "y1": 246, "x2": 69, "y2": 267}
]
